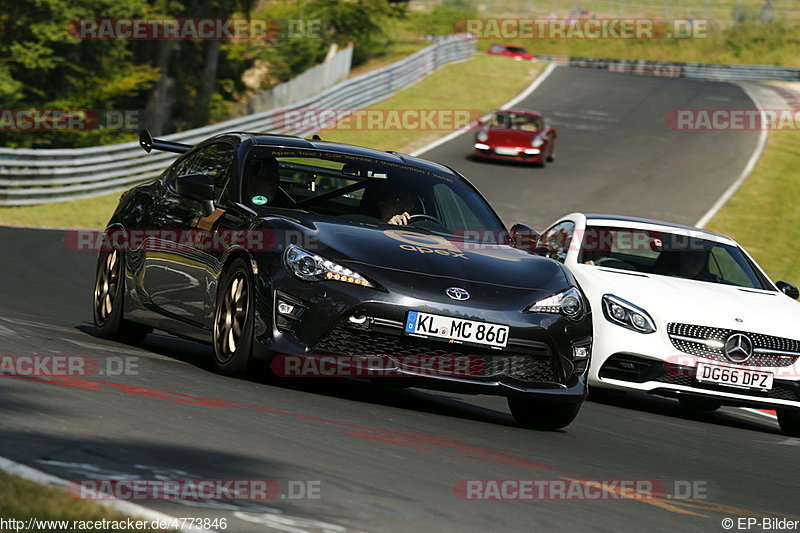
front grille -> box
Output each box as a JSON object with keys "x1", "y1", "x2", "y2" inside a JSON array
[
  {"x1": 667, "y1": 323, "x2": 800, "y2": 367},
  {"x1": 312, "y1": 324, "x2": 558, "y2": 383}
]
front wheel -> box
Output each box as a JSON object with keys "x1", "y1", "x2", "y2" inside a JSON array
[
  {"x1": 507, "y1": 397, "x2": 581, "y2": 430},
  {"x1": 777, "y1": 409, "x2": 800, "y2": 437},
  {"x1": 212, "y1": 258, "x2": 256, "y2": 376},
  {"x1": 93, "y1": 249, "x2": 151, "y2": 344}
]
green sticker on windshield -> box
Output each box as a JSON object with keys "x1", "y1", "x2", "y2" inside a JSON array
[{"x1": 251, "y1": 195, "x2": 268, "y2": 205}]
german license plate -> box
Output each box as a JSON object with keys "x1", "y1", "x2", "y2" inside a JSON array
[
  {"x1": 404, "y1": 311, "x2": 509, "y2": 348},
  {"x1": 695, "y1": 362, "x2": 773, "y2": 391}
]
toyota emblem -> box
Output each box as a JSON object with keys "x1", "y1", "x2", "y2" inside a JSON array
[{"x1": 446, "y1": 287, "x2": 470, "y2": 301}]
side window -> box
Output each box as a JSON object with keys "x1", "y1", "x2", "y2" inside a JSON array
[
  {"x1": 186, "y1": 143, "x2": 235, "y2": 204},
  {"x1": 162, "y1": 153, "x2": 197, "y2": 189},
  {"x1": 540, "y1": 221, "x2": 575, "y2": 263}
]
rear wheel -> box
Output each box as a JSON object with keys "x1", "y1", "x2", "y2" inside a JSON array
[
  {"x1": 508, "y1": 397, "x2": 581, "y2": 430},
  {"x1": 777, "y1": 409, "x2": 800, "y2": 437},
  {"x1": 679, "y1": 396, "x2": 721, "y2": 412},
  {"x1": 93, "y1": 249, "x2": 151, "y2": 344},
  {"x1": 212, "y1": 258, "x2": 256, "y2": 376},
  {"x1": 546, "y1": 146, "x2": 556, "y2": 163}
]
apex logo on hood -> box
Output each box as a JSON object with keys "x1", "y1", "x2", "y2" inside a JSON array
[{"x1": 383, "y1": 229, "x2": 469, "y2": 259}]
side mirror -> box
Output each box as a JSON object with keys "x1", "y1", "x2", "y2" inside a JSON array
[
  {"x1": 510, "y1": 223, "x2": 542, "y2": 252},
  {"x1": 476, "y1": 118, "x2": 485, "y2": 127},
  {"x1": 176, "y1": 173, "x2": 215, "y2": 217},
  {"x1": 776, "y1": 281, "x2": 800, "y2": 300}
]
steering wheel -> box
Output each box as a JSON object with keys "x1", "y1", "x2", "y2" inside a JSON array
[{"x1": 407, "y1": 214, "x2": 442, "y2": 225}]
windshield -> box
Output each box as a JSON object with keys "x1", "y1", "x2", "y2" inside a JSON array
[
  {"x1": 242, "y1": 147, "x2": 505, "y2": 237},
  {"x1": 578, "y1": 226, "x2": 772, "y2": 290},
  {"x1": 487, "y1": 112, "x2": 542, "y2": 131},
  {"x1": 506, "y1": 46, "x2": 528, "y2": 54}
]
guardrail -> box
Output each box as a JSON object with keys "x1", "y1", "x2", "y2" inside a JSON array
[
  {"x1": 0, "y1": 36, "x2": 476, "y2": 206},
  {"x1": 538, "y1": 56, "x2": 800, "y2": 82}
]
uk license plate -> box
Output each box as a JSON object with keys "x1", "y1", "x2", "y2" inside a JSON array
[
  {"x1": 695, "y1": 362, "x2": 774, "y2": 391},
  {"x1": 404, "y1": 311, "x2": 509, "y2": 348}
]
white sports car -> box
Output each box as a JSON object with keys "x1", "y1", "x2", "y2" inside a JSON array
[{"x1": 538, "y1": 213, "x2": 800, "y2": 437}]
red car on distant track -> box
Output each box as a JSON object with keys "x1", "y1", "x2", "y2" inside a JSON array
[
  {"x1": 472, "y1": 109, "x2": 557, "y2": 166},
  {"x1": 487, "y1": 43, "x2": 535, "y2": 61}
]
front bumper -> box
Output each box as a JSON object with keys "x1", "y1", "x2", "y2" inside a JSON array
[
  {"x1": 473, "y1": 146, "x2": 544, "y2": 163},
  {"x1": 253, "y1": 271, "x2": 591, "y2": 400}
]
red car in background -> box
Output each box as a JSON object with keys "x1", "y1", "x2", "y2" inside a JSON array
[
  {"x1": 487, "y1": 43, "x2": 535, "y2": 61},
  {"x1": 472, "y1": 109, "x2": 557, "y2": 167}
]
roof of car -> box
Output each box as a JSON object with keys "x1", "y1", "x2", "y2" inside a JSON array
[
  {"x1": 221, "y1": 132, "x2": 458, "y2": 176},
  {"x1": 584, "y1": 213, "x2": 729, "y2": 239},
  {"x1": 495, "y1": 108, "x2": 542, "y2": 117}
]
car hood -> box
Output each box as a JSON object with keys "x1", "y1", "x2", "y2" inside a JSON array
[
  {"x1": 262, "y1": 214, "x2": 571, "y2": 294},
  {"x1": 482, "y1": 128, "x2": 539, "y2": 146},
  {"x1": 572, "y1": 264, "x2": 800, "y2": 337}
]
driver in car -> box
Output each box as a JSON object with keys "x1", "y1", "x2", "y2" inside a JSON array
[
  {"x1": 663, "y1": 249, "x2": 714, "y2": 281},
  {"x1": 378, "y1": 185, "x2": 416, "y2": 225}
]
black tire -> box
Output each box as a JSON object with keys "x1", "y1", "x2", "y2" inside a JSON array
[
  {"x1": 507, "y1": 397, "x2": 581, "y2": 430},
  {"x1": 679, "y1": 397, "x2": 722, "y2": 412},
  {"x1": 93, "y1": 249, "x2": 152, "y2": 344},
  {"x1": 212, "y1": 258, "x2": 256, "y2": 376},
  {"x1": 546, "y1": 147, "x2": 556, "y2": 163},
  {"x1": 777, "y1": 409, "x2": 800, "y2": 437}
]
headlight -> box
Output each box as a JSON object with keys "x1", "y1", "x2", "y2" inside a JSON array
[
  {"x1": 601, "y1": 294, "x2": 656, "y2": 333},
  {"x1": 477, "y1": 131, "x2": 489, "y2": 142},
  {"x1": 284, "y1": 245, "x2": 373, "y2": 287},
  {"x1": 526, "y1": 287, "x2": 584, "y2": 319},
  {"x1": 531, "y1": 137, "x2": 545, "y2": 147}
]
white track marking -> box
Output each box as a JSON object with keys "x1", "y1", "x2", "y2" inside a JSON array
[
  {"x1": 0, "y1": 456, "x2": 217, "y2": 532},
  {"x1": 694, "y1": 83, "x2": 771, "y2": 228},
  {"x1": 741, "y1": 408, "x2": 778, "y2": 419}
]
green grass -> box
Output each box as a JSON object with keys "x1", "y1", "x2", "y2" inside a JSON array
[
  {"x1": 407, "y1": 1, "x2": 800, "y2": 67},
  {"x1": 0, "y1": 192, "x2": 123, "y2": 229},
  {"x1": 320, "y1": 54, "x2": 544, "y2": 152},
  {"x1": 0, "y1": 471, "x2": 160, "y2": 533},
  {"x1": 411, "y1": 0, "x2": 800, "y2": 24},
  {"x1": 0, "y1": 54, "x2": 542, "y2": 229},
  {"x1": 706, "y1": 126, "x2": 800, "y2": 283},
  {"x1": 477, "y1": 22, "x2": 800, "y2": 67}
]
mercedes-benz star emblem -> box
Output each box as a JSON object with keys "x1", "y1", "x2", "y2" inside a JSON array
[
  {"x1": 724, "y1": 333, "x2": 754, "y2": 363},
  {"x1": 446, "y1": 287, "x2": 470, "y2": 301}
]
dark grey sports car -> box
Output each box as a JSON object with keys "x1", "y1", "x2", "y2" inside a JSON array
[{"x1": 93, "y1": 130, "x2": 592, "y2": 429}]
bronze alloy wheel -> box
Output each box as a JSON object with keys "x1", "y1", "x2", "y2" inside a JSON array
[
  {"x1": 214, "y1": 271, "x2": 250, "y2": 363},
  {"x1": 212, "y1": 258, "x2": 257, "y2": 376},
  {"x1": 94, "y1": 249, "x2": 120, "y2": 324}
]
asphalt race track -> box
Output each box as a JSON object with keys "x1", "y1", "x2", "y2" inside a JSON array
[
  {"x1": 430, "y1": 67, "x2": 760, "y2": 229},
  {"x1": 1, "y1": 67, "x2": 796, "y2": 533}
]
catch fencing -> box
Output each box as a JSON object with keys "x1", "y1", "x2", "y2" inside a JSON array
[{"x1": 0, "y1": 36, "x2": 475, "y2": 206}]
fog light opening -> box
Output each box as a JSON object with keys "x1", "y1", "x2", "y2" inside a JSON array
[
  {"x1": 348, "y1": 314, "x2": 367, "y2": 325},
  {"x1": 277, "y1": 300, "x2": 295, "y2": 315},
  {"x1": 573, "y1": 346, "x2": 590, "y2": 359}
]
